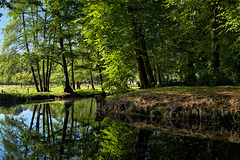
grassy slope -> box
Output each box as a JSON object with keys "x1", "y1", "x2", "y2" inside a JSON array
[{"x1": 106, "y1": 86, "x2": 240, "y2": 111}]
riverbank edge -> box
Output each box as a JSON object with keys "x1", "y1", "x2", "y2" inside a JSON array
[
  {"x1": 96, "y1": 86, "x2": 240, "y2": 123},
  {"x1": 0, "y1": 90, "x2": 106, "y2": 107}
]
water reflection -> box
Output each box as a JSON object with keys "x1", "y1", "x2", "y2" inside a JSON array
[{"x1": 0, "y1": 98, "x2": 240, "y2": 159}]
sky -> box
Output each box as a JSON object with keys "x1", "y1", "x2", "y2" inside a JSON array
[{"x1": 0, "y1": 8, "x2": 10, "y2": 54}]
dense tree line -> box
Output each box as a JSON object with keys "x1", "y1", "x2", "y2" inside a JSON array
[{"x1": 1, "y1": 0, "x2": 240, "y2": 92}]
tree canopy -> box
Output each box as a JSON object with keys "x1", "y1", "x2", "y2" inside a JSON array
[{"x1": 1, "y1": 0, "x2": 240, "y2": 92}]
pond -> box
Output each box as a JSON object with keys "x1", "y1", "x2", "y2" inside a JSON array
[{"x1": 0, "y1": 98, "x2": 240, "y2": 159}]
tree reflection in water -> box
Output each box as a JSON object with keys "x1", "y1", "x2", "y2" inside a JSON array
[{"x1": 1, "y1": 98, "x2": 240, "y2": 159}]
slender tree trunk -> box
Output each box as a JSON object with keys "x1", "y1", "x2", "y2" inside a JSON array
[
  {"x1": 210, "y1": 2, "x2": 220, "y2": 74},
  {"x1": 43, "y1": 11, "x2": 49, "y2": 92},
  {"x1": 90, "y1": 70, "x2": 95, "y2": 90},
  {"x1": 99, "y1": 67, "x2": 104, "y2": 92},
  {"x1": 36, "y1": 63, "x2": 43, "y2": 92},
  {"x1": 77, "y1": 81, "x2": 81, "y2": 89},
  {"x1": 45, "y1": 57, "x2": 49, "y2": 91},
  {"x1": 186, "y1": 52, "x2": 196, "y2": 85},
  {"x1": 22, "y1": 13, "x2": 40, "y2": 92},
  {"x1": 47, "y1": 60, "x2": 52, "y2": 92},
  {"x1": 42, "y1": 60, "x2": 46, "y2": 91},
  {"x1": 71, "y1": 57, "x2": 75, "y2": 90},
  {"x1": 68, "y1": 37, "x2": 75, "y2": 90},
  {"x1": 60, "y1": 37, "x2": 73, "y2": 93},
  {"x1": 31, "y1": 66, "x2": 40, "y2": 92},
  {"x1": 157, "y1": 65, "x2": 162, "y2": 85},
  {"x1": 153, "y1": 64, "x2": 157, "y2": 83},
  {"x1": 237, "y1": 61, "x2": 240, "y2": 82}
]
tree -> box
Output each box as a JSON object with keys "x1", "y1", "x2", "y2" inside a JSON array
[
  {"x1": 44, "y1": 0, "x2": 83, "y2": 93},
  {"x1": 2, "y1": 0, "x2": 55, "y2": 91},
  {"x1": 81, "y1": 0, "x2": 161, "y2": 89},
  {"x1": 167, "y1": 0, "x2": 237, "y2": 85}
]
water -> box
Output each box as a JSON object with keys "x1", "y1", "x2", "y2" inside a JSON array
[{"x1": 0, "y1": 98, "x2": 240, "y2": 159}]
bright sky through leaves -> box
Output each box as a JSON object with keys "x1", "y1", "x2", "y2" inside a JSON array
[{"x1": 0, "y1": 8, "x2": 9, "y2": 54}]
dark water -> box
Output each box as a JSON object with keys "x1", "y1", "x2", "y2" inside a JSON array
[{"x1": 0, "y1": 98, "x2": 240, "y2": 160}]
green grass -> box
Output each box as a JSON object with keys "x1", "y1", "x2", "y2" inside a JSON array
[
  {"x1": 0, "y1": 83, "x2": 139, "y2": 106},
  {"x1": 0, "y1": 84, "x2": 105, "y2": 104}
]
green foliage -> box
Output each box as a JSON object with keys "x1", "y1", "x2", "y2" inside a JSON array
[
  {"x1": 197, "y1": 70, "x2": 234, "y2": 86},
  {"x1": 2, "y1": 0, "x2": 240, "y2": 94}
]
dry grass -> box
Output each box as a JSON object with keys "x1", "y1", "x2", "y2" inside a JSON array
[{"x1": 106, "y1": 86, "x2": 240, "y2": 111}]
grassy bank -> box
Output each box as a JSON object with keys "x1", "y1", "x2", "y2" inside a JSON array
[
  {"x1": 0, "y1": 84, "x2": 105, "y2": 106},
  {"x1": 106, "y1": 86, "x2": 240, "y2": 109},
  {"x1": 100, "y1": 86, "x2": 240, "y2": 122}
]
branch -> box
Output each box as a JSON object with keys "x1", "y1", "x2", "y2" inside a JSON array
[{"x1": 48, "y1": 56, "x2": 63, "y2": 66}]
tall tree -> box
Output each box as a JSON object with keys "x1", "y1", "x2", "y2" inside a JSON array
[
  {"x1": 45, "y1": 0, "x2": 83, "y2": 93},
  {"x1": 81, "y1": 0, "x2": 162, "y2": 89}
]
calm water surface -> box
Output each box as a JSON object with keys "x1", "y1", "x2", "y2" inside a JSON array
[{"x1": 0, "y1": 98, "x2": 240, "y2": 160}]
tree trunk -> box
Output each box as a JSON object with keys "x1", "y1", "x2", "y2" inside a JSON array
[
  {"x1": 99, "y1": 67, "x2": 104, "y2": 92},
  {"x1": 157, "y1": 65, "x2": 162, "y2": 85},
  {"x1": 186, "y1": 52, "x2": 196, "y2": 85},
  {"x1": 237, "y1": 61, "x2": 240, "y2": 82},
  {"x1": 47, "y1": 60, "x2": 52, "y2": 92},
  {"x1": 210, "y1": 2, "x2": 220, "y2": 74},
  {"x1": 36, "y1": 63, "x2": 43, "y2": 92},
  {"x1": 134, "y1": 50, "x2": 149, "y2": 89},
  {"x1": 31, "y1": 66, "x2": 40, "y2": 92},
  {"x1": 127, "y1": 7, "x2": 153, "y2": 89},
  {"x1": 60, "y1": 37, "x2": 73, "y2": 93},
  {"x1": 22, "y1": 12, "x2": 40, "y2": 92},
  {"x1": 90, "y1": 70, "x2": 95, "y2": 90},
  {"x1": 153, "y1": 64, "x2": 157, "y2": 83},
  {"x1": 71, "y1": 57, "x2": 75, "y2": 90},
  {"x1": 42, "y1": 60, "x2": 46, "y2": 91},
  {"x1": 62, "y1": 54, "x2": 73, "y2": 93},
  {"x1": 68, "y1": 37, "x2": 75, "y2": 90},
  {"x1": 132, "y1": 27, "x2": 149, "y2": 89},
  {"x1": 45, "y1": 57, "x2": 49, "y2": 91},
  {"x1": 139, "y1": 27, "x2": 156, "y2": 85}
]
